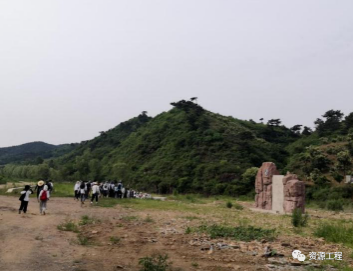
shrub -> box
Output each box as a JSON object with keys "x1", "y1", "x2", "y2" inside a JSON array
[
  {"x1": 326, "y1": 199, "x2": 344, "y2": 212},
  {"x1": 226, "y1": 201, "x2": 233, "y2": 208},
  {"x1": 291, "y1": 208, "x2": 309, "y2": 227},
  {"x1": 139, "y1": 254, "x2": 171, "y2": 271}
]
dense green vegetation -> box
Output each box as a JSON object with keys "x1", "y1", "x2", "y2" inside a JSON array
[{"x1": 1, "y1": 100, "x2": 353, "y2": 197}]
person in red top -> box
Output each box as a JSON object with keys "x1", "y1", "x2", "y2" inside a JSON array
[{"x1": 38, "y1": 185, "x2": 50, "y2": 215}]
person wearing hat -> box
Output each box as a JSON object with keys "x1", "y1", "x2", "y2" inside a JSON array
[
  {"x1": 91, "y1": 182, "x2": 100, "y2": 204},
  {"x1": 34, "y1": 180, "x2": 45, "y2": 198},
  {"x1": 19, "y1": 185, "x2": 34, "y2": 214}
]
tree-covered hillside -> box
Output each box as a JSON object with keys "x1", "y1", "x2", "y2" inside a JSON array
[
  {"x1": 0, "y1": 142, "x2": 77, "y2": 165},
  {"x1": 0, "y1": 101, "x2": 300, "y2": 195}
]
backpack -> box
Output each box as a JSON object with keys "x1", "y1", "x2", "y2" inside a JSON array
[
  {"x1": 40, "y1": 191, "x2": 48, "y2": 201},
  {"x1": 117, "y1": 183, "x2": 122, "y2": 190},
  {"x1": 19, "y1": 192, "x2": 26, "y2": 201}
]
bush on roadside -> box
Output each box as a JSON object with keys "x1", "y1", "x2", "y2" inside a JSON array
[{"x1": 291, "y1": 208, "x2": 309, "y2": 227}]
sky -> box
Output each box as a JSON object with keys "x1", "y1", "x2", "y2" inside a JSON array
[{"x1": 1, "y1": 1, "x2": 353, "y2": 147}]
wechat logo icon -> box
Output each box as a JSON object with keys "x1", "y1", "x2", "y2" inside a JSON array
[{"x1": 292, "y1": 250, "x2": 306, "y2": 262}]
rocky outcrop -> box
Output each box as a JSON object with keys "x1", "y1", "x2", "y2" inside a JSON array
[
  {"x1": 283, "y1": 172, "x2": 305, "y2": 213},
  {"x1": 255, "y1": 162, "x2": 279, "y2": 210}
]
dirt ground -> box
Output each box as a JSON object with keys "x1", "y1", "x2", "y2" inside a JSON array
[{"x1": 0, "y1": 196, "x2": 351, "y2": 271}]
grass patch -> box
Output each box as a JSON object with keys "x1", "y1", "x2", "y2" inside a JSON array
[
  {"x1": 314, "y1": 222, "x2": 353, "y2": 248},
  {"x1": 233, "y1": 202, "x2": 244, "y2": 210},
  {"x1": 226, "y1": 201, "x2": 233, "y2": 208},
  {"x1": 96, "y1": 197, "x2": 119, "y2": 208},
  {"x1": 110, "y1": 236, "x2": 121, "y2": 244},
  {"x1": 138, "y1": 254, "x2": 172, "y2": 271},
  {"x1": 57, "y1": 220, "x2": 79, "y2": 233},
  {"x1": 183, "y1": 216, "x2": 200, "y2": 221},
  {"x1": 77, "y1": 234, "x2": 90, "y2": 246},
  {"x1": 122, "y1": 215, "x2": 139, "y2": 222},
  {"x1": 169, "y1": 194, "x2": 206, "y2": 204},
  {"x1": 144, "y1": 215, "x2": 154, "y2": 223},
  {"x1": 79, "y1": 215, "x2": 98, "y2": 226},
  {"x1": 196, "y1": 224, "x2": 276, "y2": 242}
]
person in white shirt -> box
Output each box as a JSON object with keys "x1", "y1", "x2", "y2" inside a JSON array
[
  {"x1": 74, "y1": 181, "x2": 80, "y2": 200},
  {"x1": 91, "y1": 182, "x2": 100, "y2": 204},
  {"x1": 19, "y1": 185, "x2": 33, "y2": 214}
]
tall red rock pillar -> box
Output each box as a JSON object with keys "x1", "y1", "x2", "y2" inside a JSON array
[
  {"x1": 283, "y1": 173, "x2": 305, "y2": 213},
  {"x1": 255, "y1": 162, "x2": 279, "y2": 210}
]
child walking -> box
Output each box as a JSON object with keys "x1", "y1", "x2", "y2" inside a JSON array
[
  {"x1": 38, "y1": 185, "x2": 50, "y2": 215},
  {"x1": 19, "y1": 185, "x2": 33, "y2": 214}
]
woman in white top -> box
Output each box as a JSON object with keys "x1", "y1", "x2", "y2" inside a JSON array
[{"x1": 19, "y1": 185, "x2": 33, "y2": 214}]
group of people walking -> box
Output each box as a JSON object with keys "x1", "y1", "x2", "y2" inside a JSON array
[
  {"x1": 18, "y1": 180, "x2": 53, "y2": 215},
  {"x1": 73, "y1": 180, "x2": 136, "y2": 205},
  {"x1": 17, "y1": 179, "x2": 151, "y2": 214}
]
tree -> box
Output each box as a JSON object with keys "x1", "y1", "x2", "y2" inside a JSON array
[
  {"x1": 190, "y1": 97, "x2": 198, "y2": 103},
  {"x1": 315, "y1": 110, "x2": 344, "y2": 135},
  {"x1": 267, "y1": 119, "x2": 281, "y2": 127},
  {"x1": 290, "y1": 125, "x2": 303, "y2": 135},
  {"x1": 344, "y1": 112, "x2": 353, "y2": 131},
  {"x1": 336, "y1": 150, "x2": 352, "y2": 177},
  {"x1": 302, "y1": 126, "x2": 312, "y2": 136},
  {"x1": 34, "y1": 157, "x2": 44, "y2": 165}
]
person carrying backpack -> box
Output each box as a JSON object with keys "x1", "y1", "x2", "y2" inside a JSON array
[
  {"x1": 34, "y1": 180, "x2": 45, "y2": 198},
  {"x1": 38, "y1": 185, "x2": 50, "y2": 215},
  {"x1": 19, "y1": 185, "x2": 33, "y2": 214}
]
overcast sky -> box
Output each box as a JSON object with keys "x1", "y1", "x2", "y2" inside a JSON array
[{"x1": 1, "y1": 1, "x2": 353, "y2": 147}]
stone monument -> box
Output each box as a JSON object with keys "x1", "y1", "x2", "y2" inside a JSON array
[
  {"x1": 255, "y1": 162, "x2": 279, "y2": 210},
  {"x1": 283, "y1": 172, "x2": 305, "y2": 213},
  {"x1": 254, "y1": 163, "x2": 306, "y2": 214}
]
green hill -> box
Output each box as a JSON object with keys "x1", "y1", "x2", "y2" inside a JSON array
[
  {"x1": 0, "y1": 100, "x2": 300, "y2": 195},
  {"x1": 0, "y1": 142, "x2": 77, "y2": 165}
]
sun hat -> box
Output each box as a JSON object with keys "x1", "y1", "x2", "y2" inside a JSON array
[{"x1": 38, "y1": 180, "x2": 45, "y2": 186}]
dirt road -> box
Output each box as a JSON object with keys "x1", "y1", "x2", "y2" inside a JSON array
[
  {"x1": 1, "y1": 195, "x2": 350, "y2": 271},
  {"x1": 0, "y1": 195, "x2": 271, "y2": 271}
]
